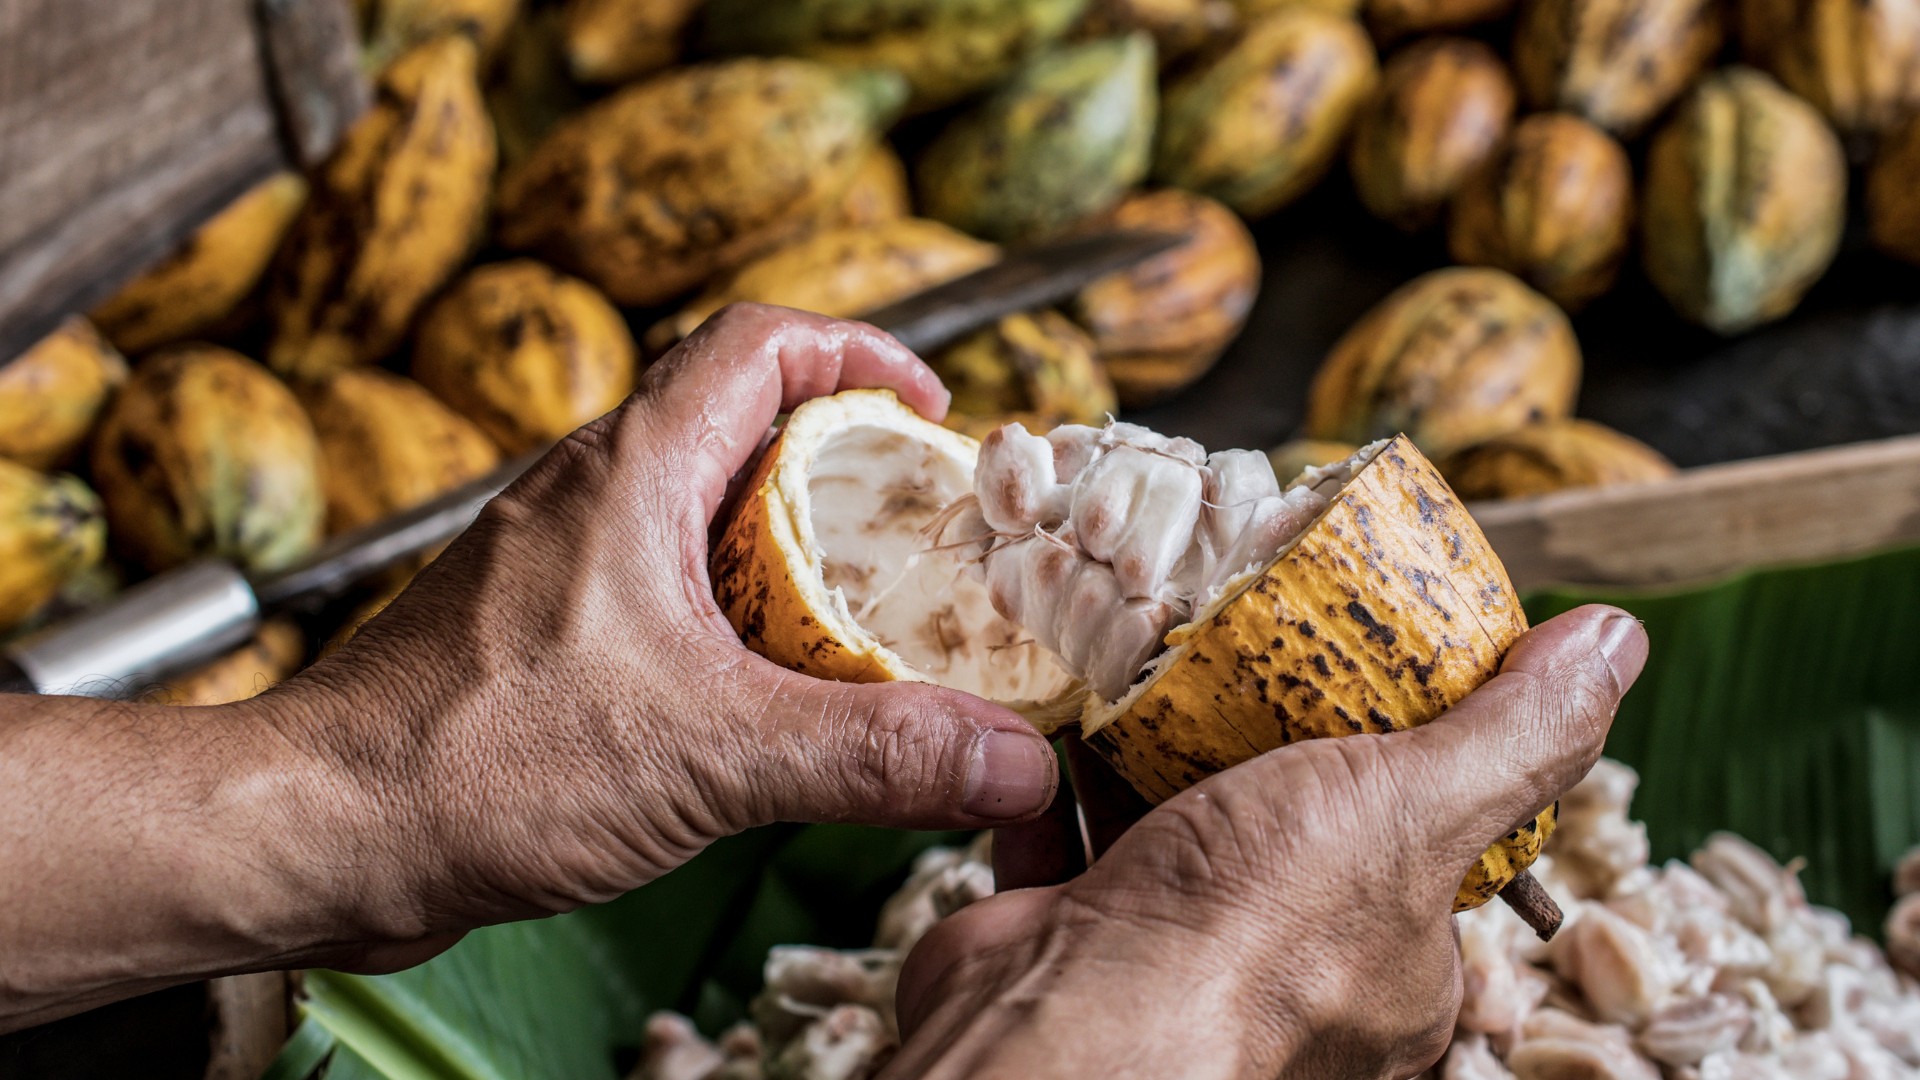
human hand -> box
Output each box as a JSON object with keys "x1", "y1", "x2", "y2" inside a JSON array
[{"x1": 887, "y1": 605, "x2": 1648, "y2": 1080}]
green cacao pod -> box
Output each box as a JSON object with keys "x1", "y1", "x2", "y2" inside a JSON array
[
  {"x1": 1512, "y1": 0, "x2": 1722, "y2": 135},
  {"x1": 498, "y1": 59, "x2": 905, "y2": 306},
  {"x1": 0, "y1": 460, "x2": 106, "y2": 631},
  {"x1": 1348, "y1": 38, "x2": 1516, "y2": 231},
  {"x1": 1740, "y1": 0, "x2": 1920, "y2": 134},
  {"x1": 917, "y1": 35, "x2": 1157, "y2": 242},
  {"x1": 1641, "y1": 68, "x2": 1845, "y2": 335},
  {"x1": 1448, "y1": 113, "x2": 1633, "y2": 311},
  {"x1": 1304, "y1": 267, "x2": 1581, "y2": 458},
  {"x1": 1153, "y1": 11, "x2": 1377, "y2": 219},
  {"x1": 90, "y1": 346, "x2": 323, "y2": 574},
  {"x1": 702, "y1": 0, "x2": 1091, "y2": 112}
]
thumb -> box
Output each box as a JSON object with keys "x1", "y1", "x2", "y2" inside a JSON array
[{"x1": 731, "y1": 666, "x2": 1060, "y2": 830}]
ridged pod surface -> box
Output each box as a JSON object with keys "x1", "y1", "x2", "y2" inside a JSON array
[
  {"x1": 363, "y1": 0, "x2": 524, "y2": 68},
  {"x1": 1349, "y1": 38, "x2": 1516, "y2": 231},
  {"x1": 267, "y1": 36, "x2": 495, "y2": 381},
  {"x1": 91, "y1": 173, "x2": 308, "y2": 355},
  {"x1": 1440, "y1": 419, "x2": 1675, "y2": 500},
  {"x1": 498, "y1": 59, "x2": 902, "y2": 306},
  {"x1": 1069, "y1": 189, "x2": 1259, "y2": 406},
  {"x1": 0, "y1": 318, "x2": 128, "y2": 469},
  {"x1": 563, "y1": 0, "x2": 703, "y2": 84},
  {"x1": 648, "y1": 219, "x2": 998, "y2": 353},
  {"x1": 413, "y1": 260, "x2": 638, "y2": 454},
  {"x1": 1305, "y1": 268, "x2": 1581, "y2": 458},
  {"x1": 1512, "y1": 0, "x2": 1722, "y2": 135},
  {"x1": 928, "y1": 312, "x2": 1118, "y2": 432},
  {"x1": 1154, "y1": 11, "x2": 1378, "y2": 219},
  {"x1": 1739, "y1": 0, "x2": 1920, "y2": 134},
  {"x1": 303, "y1": 368, "x2": 501, "y2": 534},
  {"x1": 90, "y1": 346, "x2": 323, "y2": 573},
  {"x1": 1079, "y1": 0, "x2": 1237, "y2": 59},
  {"x1": 1363, "y1": 0, "x2": 1514, "y2": 39},
  {"x1": 1641, "y1": 68, "x2": 1846, "y2": 335},
  {"x1": 1081, "y1": 436, "x2": 1553, "y2": 911},
  {"x1": 702, "y1": 0, "x2": 1091, "y2": 111},
  {"x1": 0, "y1": 460, "x2": 106, "y2": 630},
  {"x1": 1448, "y1": 113, "x2": 1632, "y2": 311},
  {"x1": 917, "y1": 35, "x2": 1157, "y2": 242},
  {"x1": 148, "y1": 621, "x2": 305, "y2": 707},
  {"x1": 1869, "y1": 113, "x2": 1920, "y2": 264}
]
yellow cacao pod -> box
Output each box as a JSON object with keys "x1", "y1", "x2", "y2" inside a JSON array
[
  {"x1": 302, "y1": 368, "x2": 501, "y2": 535},
  {"x1": 147, "y1": 621, "x2": 305, "y2": 707},
  {"x1": 1513, "y1": 0, "x2": 1722, "y2": 135},
  {"x1": 562, "y1": 0, "x2": 702, "y2": 84},
  {"x1": 0, "y1": 318, "x2": 128, "y2": 470},
  {"x1": 1348, "y1": 37, "x2": 1517, "y2": 231},
  {"x1": 0, "y1": 460, "x2": 106, "y2": 632},
  {"x1": 1440, "y1": 419, "x2": 1675, "y2": 500},
  {"x1": 929, "y1": 311, "x2": 1117, "y2": 432},
  {"x1": 1740, "y1": 0, "x2": 1920, "y2": 134}
]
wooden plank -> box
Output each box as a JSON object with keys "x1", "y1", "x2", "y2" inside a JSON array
[
  {"x1": 1474, "y1": 435, "x2": 1920, "y2": 591},
  {"x1": 203, "y1": 973, "x2": 291, "y2": 1080}
]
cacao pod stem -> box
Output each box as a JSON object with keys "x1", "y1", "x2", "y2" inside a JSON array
[{"x1": 1497, "y1": 869, "x2": 1562, "y2": 941}]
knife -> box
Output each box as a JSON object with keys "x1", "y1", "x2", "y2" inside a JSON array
[{"x1": 0, "y1": 227, "x2": 1187, "y2": 697}]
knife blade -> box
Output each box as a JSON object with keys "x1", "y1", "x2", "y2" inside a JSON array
[{"x1": 2, "y1": 227, "x2": 1189, "y2": 696}]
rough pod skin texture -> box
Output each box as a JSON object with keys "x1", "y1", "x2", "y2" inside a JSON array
[
  {"x1": 702, "y1": 0, "x2": 1091, "y2": 112},
  {"x1": 144, "y1": 621, "x2": 305, "y2": 707},
  {"x1": 1512, "y1": 0, "x2": 1723, "y2": 136},
  {"x1": 1078, "y1": 0, "x2": 1238, "y2": 59},
  {"x1": 1068, "y1": 189, "x2": 1259, "y2": 406},
  {"x1": 497, "y1": 59, "x2": 902, "y2": 306},
  {"x1": 0, "y1": 460, "x2": 105, "y2": 631},
  {"x1": 1079, "y1": 436, "x2": 1555, "y2": 912},
  {"x1": 1439, "y1": 419, "x2": 1676, "y2": 500},
  {"x1": 1641, "y1": 68, "x2": 1846, "y2": 335},
  {"x1": 647, "y1": 219, "x2": 998, "y2": 354},
  {"x1": 362, "y1": 0, "x2": 523, "y2": 69},
  {"x1": 0, "y1": 318, "x2": 128, "y2": 470},
  {"x1": 562, "y1": 0, "x2": 703, "y2": 84},
  {"x1": 1868, "y1": 113, "x2": 1920, "y2": 265},
  {"x1": 1153, "y1": 10, "x2": 1379, "y2": 219},
  {"x1": 1363, "y1": 0, "x2": 1515, "y2": 40},
  {"x1": 412, "y1": 260, "x2": 638, "y2": 455},
  {"x1": 89, "y1": 346, "x2": 323, "y2": 574},
  {"x1": 1349, "y1": 38, "x2": 1517, "y2": 232},
  {"x1": 267, "y1": 36, "x2": 495, "y2": 382},
  {"x1": 928, "y1": 312, "x2": 1119, "y2": 433},
  {"x1": 1304, "y1": 267, "x2": 1582, "y2": 458},
  {"x1": 90, "y1": 172, "x2": 308, "y2": 355},
  {"x1": 1739, "y1": 0, "x2": 1920, "y2": 134},
  {"x1": 302, "y1": 368, "x2": 501, "y2": 535},
  {"x1": 917, "y1": 34, "x2": 1157, "y2": 243},
  {"x1": 1448, "y1": 112, "x2": 1633, "y2": 311}
]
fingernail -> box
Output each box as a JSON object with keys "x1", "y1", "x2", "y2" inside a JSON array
[
  {"x1": 963, "y1": 730, "x2": 1056, "y2": 820},
  {"x1": 1596, "y1": 613, "x2": 1648, "y2": 694}
]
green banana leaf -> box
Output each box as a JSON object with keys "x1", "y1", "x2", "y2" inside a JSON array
[{"x1": 270, "y1": 544, "x2": 1920, "y2": 1079}]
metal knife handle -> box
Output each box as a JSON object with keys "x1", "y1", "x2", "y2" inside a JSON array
[{"x1": 4, "y1": 561, "x2": 259, "y2": 697}]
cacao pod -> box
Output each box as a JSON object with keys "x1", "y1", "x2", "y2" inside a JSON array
[
  {"x1": 1440, "y1": 419, "x2": 1676, "y2": 500},
  {"x1": 303, "y1": 368, "x2": 501, "y2": 535},
  {"x1": 1079, "y1": 0, "x2": 1237, "y2": 58},
  {"x1": 1154, "y1": 11, "x2": 1378, "y2": 219},
  {"x1": 490, "y1": 6, "x2": 592, "y2": 173},
  {"x1": 917, "y1": 34, "x2": 1157, "y2": 243},
  {"x1": 1448, "y1": 112, "x2": 1632, "y2": 311},
  {"x1": 1348, "y1": 38, "x2": 1516, "y2": 231},
  {"x1": 90, "y1": 346, "x2": 323, "y2": 574},
  {"x1": 147, "y1": 620, "x2": 305, "y2": 707},
  {"x1": 563, "y1": 0, "x2": 703, "y2": 84},
  {"x1": 1641, "y1": 68, "x2": 1845, "y2": 335},
  {"x1": 929, "y1": 311, "x2": 1118, "y2": 432},
  {"x1": 1304, "y1": 267, "x2": 1581, "y2": 458},
  {"x1": 647, "y1": 219, "x2": 998, "y2": 354},
  {"x1": 1363, "y1": 0, "x2": 1514, "y2": 39},
  {"x1": 1869, "y1": 112, "x2": 1920, "y2": 264},
  {"x1": 498, "y1": 59, "x2": 903, "y2": 306},
  {"x1": 0, "y1": 460, "x2": 106, "y2": 631},
  {"x1": 267, "y1": 36, "x2": 495, "y2": 381},
  {"x1": 91, "y1": 172, "x2": 308, "y2": 355},
  {"x1": 1069, "y1": 189, "x2": 1259, "y2": 406},
  {"x1": 1234, "y1": 0, "x2": 1362, "y2": 18},
  {"x1": 702, "y1": 0, "x2": 1091, "y2": 112},
  {"x1": 363, "y1": 0, "x2": 523, "y2": 69},
  {"x1": 1512, "y1": 0, "x2": 1722, "y2": 135},
  {"x1": 1739, "y1": 0, "x2": 1920, "y2": 134},
  {"x1": 828, "y1": 144, "x2": 914, "y2": 232},
  {"x1": 413, "y1": 260, "x2": 639, "y2": 454},
  {"x1": 0, "y1": 318, "x2": 128, "y2": 470}
]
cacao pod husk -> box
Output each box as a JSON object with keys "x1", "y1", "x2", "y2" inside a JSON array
[
  {"x1": 1304, "y1": 267, "x2": 1581, "y2": 458},
  {"x1": 413, "y1": 260, "x2": 639, "y2": 454},
  {"x1": 1512, "y1": 0, "x2": 1722, "y2": 135},
  {"x1": 1079, "y1": 0, "x2": 1238, "y2": 58},
  {"x1": 1439, "y1": 419, "x2": 1676, "y2": 500},
  {"x1": 917, "y1": 34, "x2": 1158, "y2": 243},
  {"x1": 0, "y1": 460, "x2": 106, "y2": 632},
  {"x1": 1448, "y1": 112, "x2": 1632, "y2": 311},
  {"x1": 1739, "y1": 0, "x2": 1920, "y2": 134},
  {"x1": 1154, "y1": 10, "x2": 1378, "y2": 219},
  {"x1": 302, "y1": 368, "x2": 501, "y2": 535},
  {"x1": 563, "y1": 0, "x2": 703, "y2": 84},
  {"x1": 0, "y1": 318, "x2": 128, "y2": 470},
  {"x1": 1641, "y1": 67, "x2": 1846, "y2": 335},
  {"x1": 363, "y1": 0, "x2": 524, "y2": 70},
  {"x1": 1348, "y1": 37, "x2": 1516, "y2": 231},
  {"x1": 828, "y1": 144, "x2": 914, "y2": 232},
  {"x1": 90, "y1": 346, "x2": 323, "y2": 574},
  {"x1": 1869, "y1": 112, "x2": 1920, "y2": 264},
  {"x1": 929, "y1": 311, "x2": 1117, "y2": 432}
]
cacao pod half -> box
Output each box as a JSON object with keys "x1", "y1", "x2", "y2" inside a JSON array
[
  {"x1": 1740, "y1": 0, "x2": 1920, "y2": 134},
  {"x1": 0, "y1": 318, "x2": 128, "y2": 470},
  {"x1": 90, "y1": 346, "x2": 323, "y2": 574},
  {"x1": 0, "y1": 460, "x2": 106, "y2": 631},
  {"x1": 303, "y1": 368, "x2": 501, "y2": 535},
  {"x1": 1641, "y1": 68, "x2": 1846, "y2": 335},
  {"x1": 1304, "y1": 267, "x2": 1581, "y2": 458},
  {"x1": 1439, "y1": 419, "x2": 1676, "y2": 500},
  {"x1": 1512, "y1": 0, "x2": 1722, "y2": 135},
  {"x1": 1348, "y1": 37, "x2": 1516, "y2": 232},
  {"x1": 917, "y1": 34, "x2": 1158, "y2": 243}
]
